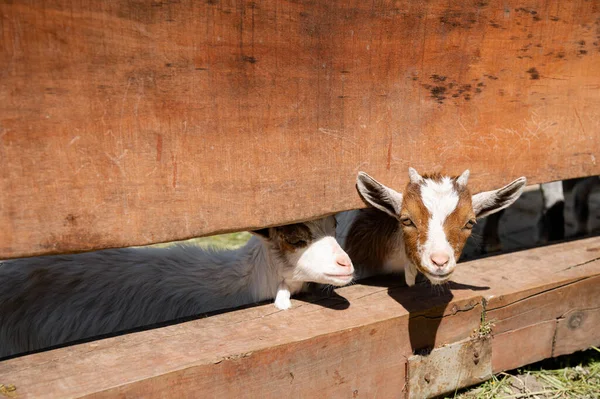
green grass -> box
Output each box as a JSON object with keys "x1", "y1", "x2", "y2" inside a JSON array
[
  {"x1": 187, "y1": 231, "x2": 252, "y2": 249},
  {"x1": 450, "y1": 347, "x2": 600, "y2": 399},
  {"x1": 475, "y1": 304, "x2": 495, "y2": 339},
  {"x1": 151, "y1": 231, "x2": 252, "y2": 250}
]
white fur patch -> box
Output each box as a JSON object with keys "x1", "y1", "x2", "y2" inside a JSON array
[
  {"x1": 419, "y1": 177, "x2": 459, "y2": 276},
  {"x1": 420, "y1": 177, "x2": 460, "y2": 220},
  {"x1": 289, "y1": 235, "x2": 354, "y2": 286},
  {"x1": 283, "y1": 216, "x2": 353, "y2": 288},
  {"x1": 274, "y1": 283, "x2": 292, "y2": 310}
]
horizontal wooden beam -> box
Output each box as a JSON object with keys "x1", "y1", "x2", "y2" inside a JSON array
[
  {"x1": 2, "y1": 0, "x2": 600, "y2": 258},
  {"x1": 1, "y1": 237, "x2": 599, "y2": 398}
]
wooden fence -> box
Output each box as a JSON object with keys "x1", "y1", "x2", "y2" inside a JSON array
[
  {"x1": 1, "y1": 0, "x2": 599, "y2": 397},
  {"x1": 2, "y1": 0, "x2": 600, "y2": 259}
]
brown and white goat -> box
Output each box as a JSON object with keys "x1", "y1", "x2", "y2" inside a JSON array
[{"x1": 337, "y1": 168, "x2": 526, "y2": 285}]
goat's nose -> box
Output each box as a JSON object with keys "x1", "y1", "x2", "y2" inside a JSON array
[
  {"x1": 430, "y1": 252, "x2": 450, "y2": 268},
  {"x1": 335, "y1": 253, "x2": 353, "y2": 270}
]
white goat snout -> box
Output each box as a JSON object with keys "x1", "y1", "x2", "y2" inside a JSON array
[{"x1": 293, "y1": 236, "x2": 354, "y2": 286}]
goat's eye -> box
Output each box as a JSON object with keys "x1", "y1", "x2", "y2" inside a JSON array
[
  {"x1": 463, "y1": 219, "x2": 476, "y2": 230},
  {"x1": 400, "y1": 217, "x2": 415, "y2": 227},
  {"x1": 287, "y1": 238, "x2": 308, "y2": 247}
]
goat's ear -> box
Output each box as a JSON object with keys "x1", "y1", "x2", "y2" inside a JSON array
[
  {"x1": 472, "y1": 177, "x2": 527, "y2": 219},
  {"x1": 408, "y1": 167, "x2": 423, "y2": 184},
  {"x1": 356, "y1": 172, "x2": 403, "y2": 217},
  {"x1": 251, "y1": 228, "x2": 271, "y2": 239},
  {"x1": 457, "y1": 169, "x2": 470, "y2": 187}
]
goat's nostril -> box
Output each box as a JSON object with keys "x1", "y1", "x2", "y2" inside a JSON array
[
  {"x1": 430, "y1": 252, "x2": 450, "y2": 267},
  {"x1": 335, "y1": 255, "x2": 352, "y2": 269}
]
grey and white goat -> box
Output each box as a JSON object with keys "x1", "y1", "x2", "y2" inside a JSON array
[{"x1": 0, "y1": 216, "x2": 353, "y2": 358}]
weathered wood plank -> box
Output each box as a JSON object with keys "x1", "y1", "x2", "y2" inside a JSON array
[
  {"x1": 93, "y1": 323, "x2": 409, "y2": 399},
  {"x1": 1, "y1": 0, "x2": 600, "y2": 258},
  {"x1": 553, "y1": 307, "x2": 600, "y2": 357},
  {"x1": 491, "y1": 321, "x2": 556, "y2": 373},
  {"x1": 1, "y1": 237, "x2": 599, "y2": 398},
  {"x1": 0, "y1": 283, "x2": 483, "y2": 398},
  {"x1": 408, "y1": 337, "x2": 492, "y2": 399},
  {"x1": 487, "y1": 275, "x2": 600, "y2": 337}
]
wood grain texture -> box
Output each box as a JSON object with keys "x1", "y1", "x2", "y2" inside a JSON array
[
  {"x1": 1, "y1": 0, "x2": 600, "y2": 257},
  {"x1": 1, "y1": 236, "x2": 599, "y2": 398},
  {"x1": 491, "y1": 320, "x2": 556, "y2": 372},
  {"x1": 407, "y1": 337, "x2": 492, "y2": 399},
  {"x1": 553, "y1": 307, "x2": 600, "y2": 357}
]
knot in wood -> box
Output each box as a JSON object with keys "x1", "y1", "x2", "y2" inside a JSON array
[
  {"x1": 473, "y1": 350, "x2": 480, "y2": 364},
  {"x1": 568, "y1": 312, "x2": 584, "y2": 330}
]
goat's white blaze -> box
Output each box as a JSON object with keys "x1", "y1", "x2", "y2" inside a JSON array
[{"x1": 419, "y1": 176, "x2": 459, "y2": 279}]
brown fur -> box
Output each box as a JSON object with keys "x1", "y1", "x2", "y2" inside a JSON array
[
  {"x1": 444, "y1": 181, "x2": 475, "y2": 260},
  {"x1": 274, "y1": 223, "x2": 313, "y2": 253},
  {"x1": 400, "y1": 182, "x2": 430, "y2": 271},
  {"x1": 420, "y1": 172, "x2": 446, "y2": 181},
  {"x1": 345, "y1": 208, "x2": 399, "y2": 270},
  {"x1": 401, "y1": 175, "x2": 475, "y2": 273}
]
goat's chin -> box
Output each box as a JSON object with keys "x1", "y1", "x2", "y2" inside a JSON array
[
  {"x1": 417, "y1": 262, "x2": 455, "y2": 285},
  {"x1": 323, "y1": 275, "x2": 354, "y2": 286},
  {"x1": 423, "y1": 273, "x2": 452, "y2": 285},
  {"x1": 303, "y1": 273, "x2": 353, "y2": 287},
  {"x1": 295, "y1": 266, "x2": 354, "y2": 287}
]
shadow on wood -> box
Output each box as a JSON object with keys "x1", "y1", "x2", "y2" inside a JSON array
[{"x1": 359, "y1": 276, "x2": 490, "y2": 354}]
